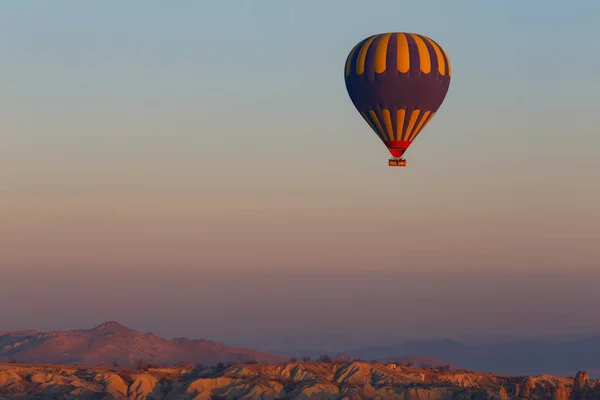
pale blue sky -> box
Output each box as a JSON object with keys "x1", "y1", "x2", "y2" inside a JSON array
[{"x1": 1, "y1": 1, "x2": 600, "y2": 342}]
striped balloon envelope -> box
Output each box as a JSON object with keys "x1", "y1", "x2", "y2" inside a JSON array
[{"x1": 344, "y1": 32, "x2": 451, "y2": 166}]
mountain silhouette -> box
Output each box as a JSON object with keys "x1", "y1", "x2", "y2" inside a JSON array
[{"x1": 346, "y1": 336, "x2": 600, "y2": 376}]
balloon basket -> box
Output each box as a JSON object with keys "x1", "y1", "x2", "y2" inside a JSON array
[{"x1": 388, "y1": 158, "x2": 407, "y2": 167}]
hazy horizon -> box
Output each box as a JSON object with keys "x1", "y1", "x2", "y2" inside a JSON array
[
  {"x1": 4, "y1": 267, "x2": 600, "y2": 347},
  {"x1": 2, "y1": 1, "x2": 600, "y2": 347}
]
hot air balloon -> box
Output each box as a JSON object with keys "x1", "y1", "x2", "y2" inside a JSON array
[{"x1": 344, "y1": 32, "x2": 451, "y2": 167}]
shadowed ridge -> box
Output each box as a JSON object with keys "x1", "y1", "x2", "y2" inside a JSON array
[{"x1": 171, "y1": 337, "x2": 223, "y2": 348}]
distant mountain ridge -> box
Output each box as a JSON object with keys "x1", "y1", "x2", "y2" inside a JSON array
[
  {"x1": 0, "y1": 321, "x2": 288, "y2": 366},
  {"x1": 345, "y1": 336, "x2": 600, "y2": 377},
  {"x1": 229, "y1": 334, "x2": 600, "y2": 378},
  {"x1": 6, "y1": 322, "x2": 600, "y2": 378}
]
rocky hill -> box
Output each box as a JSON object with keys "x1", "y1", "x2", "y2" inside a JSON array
[
  {"x1": 0, "y1": 361, "x2": 597, "y2": 399},
  {"x1": 0, "y1": 321, "x2": 287, "y2": 367}
]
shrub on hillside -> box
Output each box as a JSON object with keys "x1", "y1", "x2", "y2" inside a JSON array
[{"x1": 318, "y1": 354, "x2": 332, "y2": 363}]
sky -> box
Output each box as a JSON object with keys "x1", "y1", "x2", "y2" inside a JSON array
[{"x1": 1, "y1": 1, "x2": 600, "y2": 345}]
